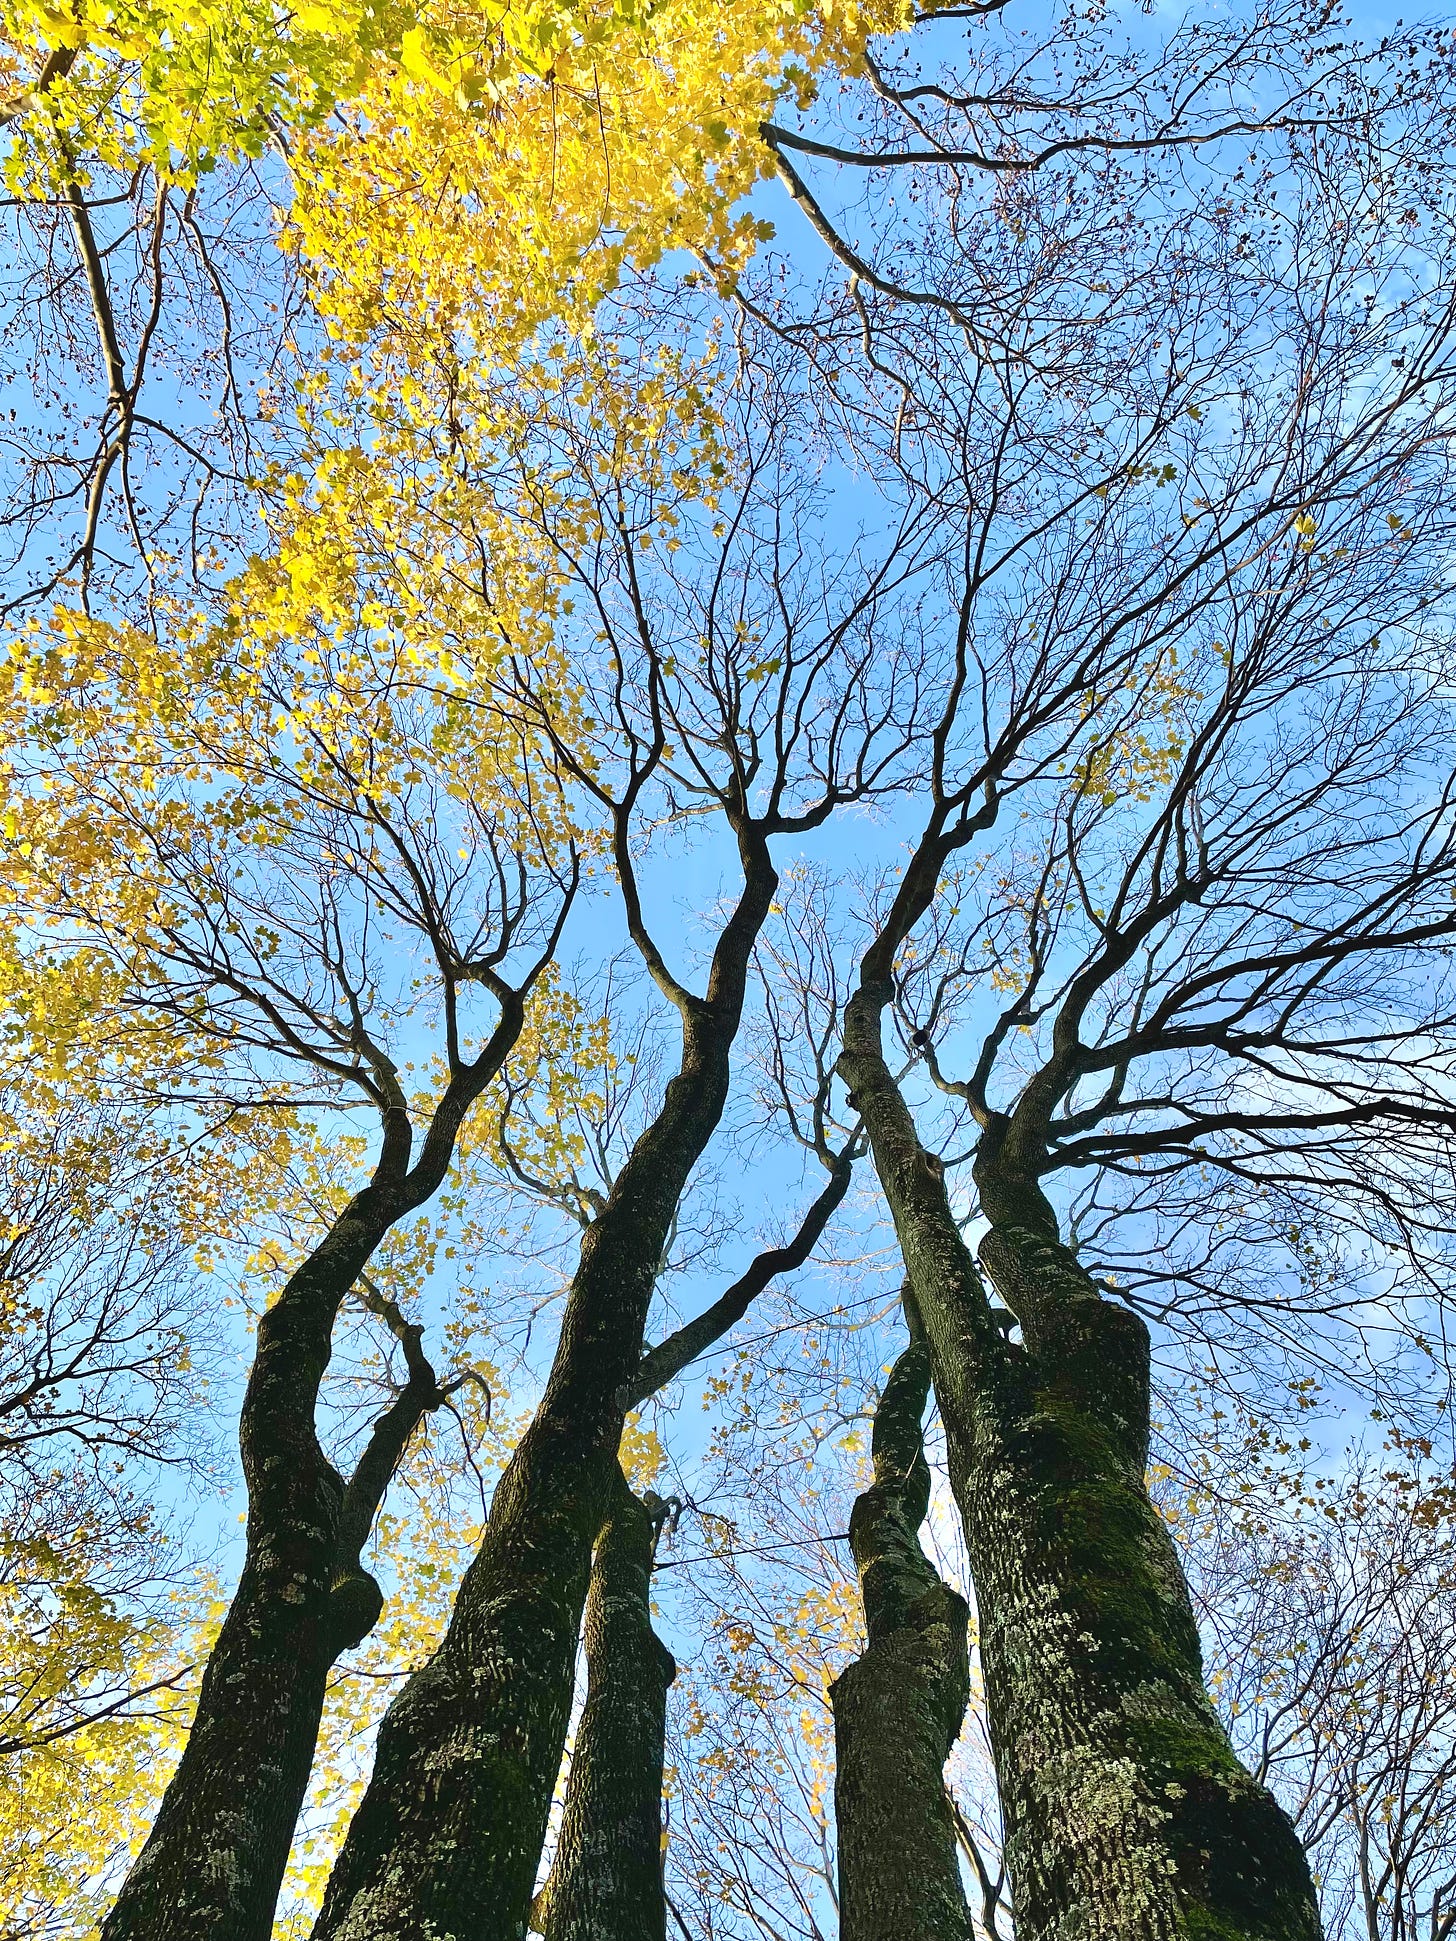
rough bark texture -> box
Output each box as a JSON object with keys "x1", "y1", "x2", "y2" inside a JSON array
[
  {"x1": 99, "y1": 1188, "x2": 405, "y2": 1941},
  {"x1": 102, "y1": 991, "x2": 532, "y2": 1941},
  {"x1": 541, "y1": 1473, "x2": 674, "y2": 1941},
  {"x1": 310, "y1": 833, "x2": 776, "y2": 1941},
  {"x1": 839, "y1": 980, "x2": 1323, "y2": 1941},
  {"x1": 832, "y1": 1317, "x2": 971, "y2": 1941}
]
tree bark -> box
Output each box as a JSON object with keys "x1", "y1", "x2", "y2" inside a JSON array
[
  {"x1": 832, "y1": 1308, "x2": 972, "y2": 1941},
  {"x1": 310, "y1": 832, "x2": 777, "y2": 1941},
  {"x1": 98, "y1": 1191, "x2": 405, "y2": 1941},
  {"x1": 839, "y1": 980, "x2": 1323, "y2": 1941},
  {"x1": 102, "y1": 990, "x2": 535, "y2": 1941},
  {"x1": 540, "y1": 1471, "x2": 674, "y2": 1941}
]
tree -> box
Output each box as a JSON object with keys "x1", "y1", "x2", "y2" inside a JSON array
[
  {"x1": 0, "y1": 1093, "x2": 241, "y2": 1507},
  {"x1": 831, "y1": 1295, "x2": 971, "y2": 1941},
  {"x1": 1174, "y1": 1430, "x2": 1456, "y2": 1941},
  {"x1": 304, "y1": 321, "x2": 931, "y2": 1941},
  {"x1": 0, "y1": 0, "x2": 936, "y2": 615},
  {"x1": 537, "y1": 1468, "x2": 676, "y2": 1941},
  {"x1": 10, "y1": 0, "x2": 1456, "y2": 1933},
  {"x1": 0, "y1": 1082, "x2": 297, "y2": 1938},
  {"x1": 0, "y1": 479, "x2": 581, "y2": 1937},
  {"x1": 827, "y1": 150, "x2": 1456, "y2": 1941}
]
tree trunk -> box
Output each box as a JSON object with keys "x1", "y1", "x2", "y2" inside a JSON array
[
  {"x1": 839, "y1": 982, "x2": 1323, "y2": 1941},
  {"x1": 832, "y1": 1310, "x2": 971, "y2": 1941},
  {"x1": 310, "y1": 836, "x2": 776, "y2": 1941},
  {"x1": 540, "y1": 1472, "x2": 674, "y2": 1941},
  {"x1": 103, "y1": 991, "x2": 534, "y2": 1941},
  {"x1": 99, "y1": 1195, "x2": 402, "y2": 1941}
]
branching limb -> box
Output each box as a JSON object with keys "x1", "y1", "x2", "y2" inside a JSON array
[
  {"x1": 327, "y1": 1274, "x2": 490, "y2": 1653},
  {"x1": 625, "y1": 1135, "x2": 860, "y2": 1407}
]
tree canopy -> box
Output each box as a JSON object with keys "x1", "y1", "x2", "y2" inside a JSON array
[{"x1": 4, "y1": 0, "x2": 1456, "y2": 1937}]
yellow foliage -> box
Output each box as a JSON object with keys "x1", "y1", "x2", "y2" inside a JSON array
[
  {"x1": 0, "y1": 460, "x2": 578, "y2": 1095},
  {"x1": 0, "y1": 1536, "x2": 203, "y2": 1938},
  {"x1": 287, "y1": 0, "x2": 925, "y2": 367},
  {"x1": 4, "y1": 0, "x2": 926, "y2": 320},
  {"x1": 619, "y1": 1411, "x2": 664, "y2": 1490}
]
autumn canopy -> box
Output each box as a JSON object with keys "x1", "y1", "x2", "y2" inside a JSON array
[{"x1": 3, "y1": 2, "x2": 1456, "y2": 1938}]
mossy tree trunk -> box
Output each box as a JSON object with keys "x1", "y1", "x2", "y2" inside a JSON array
[
  {"x1": 539, "y1": 1471, "x2": 674, "y2": 1941},
  {"x1": 99, "y1": 979, "x2": 540, "y2": 1941},
  {"x1": 839, "y1": 979, "x2": 1323, "y2": 1941},
  {"x1": 310, "y1": 830, "x2": 777, "y2": 1941},
  {"x1": 102, "y1": 1121, "x2": 505, "y2": 1939},
  {"x1": 832, "y1": 1306, "x2": 972, "y2": 1941}
]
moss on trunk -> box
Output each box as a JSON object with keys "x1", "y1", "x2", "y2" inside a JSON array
[
  {"x1": 839, "y1": 985, "x2": 1322, "y2": 1941},
  {"x1": 832, "y1": 1316, "x2": 971, "y2": 1941},
  {"x1": 542, "y1": 1472, "x2": 674, "y2": 1941},
  {"x1": 310, "y1": 839, "x2": 778, "y2": 1941}
]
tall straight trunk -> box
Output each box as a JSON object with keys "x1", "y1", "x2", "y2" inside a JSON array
[
  {"x1": 832, "y1": 1309, "x2": 971, "y2": 1941},
  {"x1": 102, "y1": 988, "x2": 536, "y2": 1941},
  {"x1": 310, "y1": 832, "x2": 776, "y2": 1941},
  {"x1": 541, "y1": 1471, "x2": 674, "y2": 1941},
  {"x1": 840, "y1": 981, "x2": 1322, "y2": 1941}
]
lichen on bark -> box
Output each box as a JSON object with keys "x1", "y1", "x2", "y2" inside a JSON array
[
  {"x1": 540, "y1": 1470, "x2": 675, "y2": 1941},
  {"x1": 832, "y1": 1301, "x2": 971, "y2": 1941},
  {"x1": 837, "y1": 976, "x2": 1323, "y2": 1941}
]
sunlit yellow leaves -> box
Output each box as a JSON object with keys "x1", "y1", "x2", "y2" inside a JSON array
[
  {"x1": 0, "y1": 1531, "x2": 197, "y2": 1940},
  {"x1": 285, "y1": 0, "x2": 925, "y2": 368},
  {"x1": 620, "y1": 1411, "x2": 664, "y2": 1490},
  {"x1": 1069, "y1": 644, "x2": 1200, "y2": 813},
  {"x1": 3, "y1": 0, "x2": 403, "y2": 187},
  {"x1": 3, "y1": 0, "x2": 925, "y2": 309},
  {"x1": 0, "y1": 424, "x2": 587, "y2": 1092},
  {"x1": 455, "y1": 962, "x2": 614, "y2": 1203}
]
